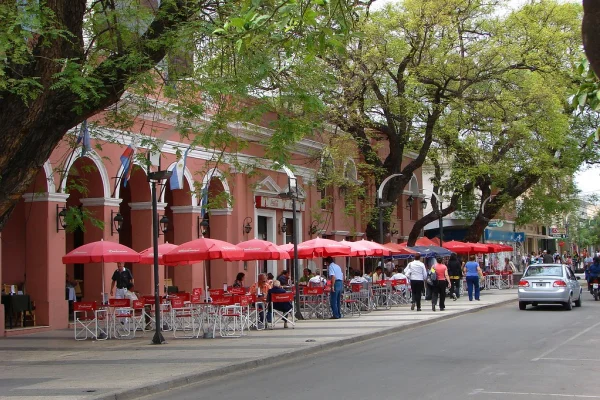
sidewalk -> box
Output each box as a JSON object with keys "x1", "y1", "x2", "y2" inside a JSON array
[{"x1": 0, "y1": 289, "x2": 517, "y2": 400}]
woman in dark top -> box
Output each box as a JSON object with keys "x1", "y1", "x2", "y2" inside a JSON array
[
  {"x1": 232, "y1": 272, "x2": 245, "y2": 288},
  {"x1": 447, "y1": 254, "x2": 463, "y2": 300}
]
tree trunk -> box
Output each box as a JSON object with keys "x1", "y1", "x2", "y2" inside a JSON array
[
  {"x1": 583, "y1": 1, "x2": 600, "y2": 78},
  {"x1": 406, "y1": 211, "x2": 441, "y2": 246}
]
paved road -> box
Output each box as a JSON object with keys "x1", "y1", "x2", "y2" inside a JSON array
[{"x1": 142, "y1": 292, "x2": 600, "y2": 400}]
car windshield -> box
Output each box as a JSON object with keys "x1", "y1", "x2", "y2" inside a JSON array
[{"x1": 524, "y1": 266, "x2": 563, "y2": 277}]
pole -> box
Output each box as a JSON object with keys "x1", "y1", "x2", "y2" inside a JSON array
[
  {"x1": 438, "y1": 199, "x2": 443, "y2": 246},
  {"x1": 292, "y1": 196, "x2": 303, "y2": 320},
  {"x1": 151, "y1": 180, "x2": 165, "y2": 345},
  {"x1": 378, "y1": 196, "x2": 385, "y2": 269}
]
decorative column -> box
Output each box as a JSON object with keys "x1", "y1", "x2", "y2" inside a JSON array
[
  {"x1": 207, "y1": 209, "x2": 233, "y2": 288},
  {"x1": 22, "y1": 192, "x2": 70, "y2": 328},
  {"x1": 129, "y1": 201, "x2": 166, "y2": 295},
  {"x1": 79, "y1": 197, "x2": 122, "y2": 303},
  {"x1": 170, "y1": 206, "x2": 205, "y2": 293}
]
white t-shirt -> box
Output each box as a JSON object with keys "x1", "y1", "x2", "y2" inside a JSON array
[
  {"x1": 350, "y1": 276, "x2": 368, "y2": 284},
  {"x1": 390, "y1": 272, "x2": 407, "y2": 281},
  {"x1": 309, "y1": 275, "x2": 326, "y2": 285},
  {"x1": 405, "y1": 260, "x2": 427, "y2": 281}
]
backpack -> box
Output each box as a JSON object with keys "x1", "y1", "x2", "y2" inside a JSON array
[{"x1": 427, "y1": 267, "x2": 438, "y2": 285}]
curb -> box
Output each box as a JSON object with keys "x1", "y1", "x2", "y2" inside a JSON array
[{"x1": 95, "y1": 296, "x2": 517, "y2": 400}]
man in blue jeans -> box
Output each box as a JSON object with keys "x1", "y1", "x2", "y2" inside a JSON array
[{"x1": 325, "y1": 256, "x2": 343, "y2": 319}]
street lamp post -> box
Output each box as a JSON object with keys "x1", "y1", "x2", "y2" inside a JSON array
[
  {"x1": 147, "y1": 168, "x2": 173, "y2": 345},
  {"x1": 377, "y1": 174, "x2": 402, "y2": 269},
  {"x1": 480, "y1": 195, "x2": 496, "y2": 269},
  {"x1": 277, "y1": 164, "x2": 303, "y2": 320},
  {"x1": 420, "y1": 188, "x2": 444, "y2": 245}
]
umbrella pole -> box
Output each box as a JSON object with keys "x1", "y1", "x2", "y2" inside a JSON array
[{"x1": 102, "y1": 262, "x2": 105, "y2": 304}]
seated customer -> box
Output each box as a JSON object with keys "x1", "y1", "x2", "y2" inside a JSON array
[
  {"x1": 298, "y1": 268, "x2": 314, "y2": 285},
  {"x1": 349, "y1": 270, "x2": 368, "y2": 284},
  {"x1": 124, "y1": 283, "x2": 139, "y2": 305},
  {"x1": 267, "y1": 280, "x2": 292, "y2": 328},
  {"x1": 277, "y1": 270, "x2": 291, "y2": 286},
  {"x1": 232, "y1": 272, "x2": 245, "y2": 288},
  {"x1": 308, "y1": 271, "x2": 326, "y2": 286},
  {"x1": 372, "y1": 267, "x2": 385, "y2": 283}
]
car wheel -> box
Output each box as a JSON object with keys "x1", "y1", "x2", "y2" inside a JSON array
[
  {"x1": 519, "y1": 301, "x2": 527, "y2": 310},
  {"x1": 564, "y1": 296, "x2": 573, "y2": 310},
  {"x1": 575, "y1": 294, "x2": 582, "y2": 307}
]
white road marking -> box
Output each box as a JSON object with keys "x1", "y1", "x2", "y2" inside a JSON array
[
  {"x1": 538, "y1": 357, "x2": 600, "y2": 362},
  {"x1": 470, "y1": 389, "x2": 600, "y2": 398},
  {"x1": 531, "y1": 320, "x2": 600, "y2": 361}
]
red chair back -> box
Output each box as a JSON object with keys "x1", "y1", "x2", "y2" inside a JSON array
[
  {"x1": 304, "y1": 286, "x2": 324, "y2": 295},
  {"x1": 74, "y1": 301, "x2": 97, "y2": 312},
  {"x1": 191, "y1": 294, "x2": 202, "y2": 303},
  {"x1": 393, "y1": 279, "x2": 408, "y2": 285},
  {"x1": 108, "y1": 298, "x2": 131, "y2": 307},
  {"x1": 170, "y1": 298, "x2": 186, "y2": 308},
  {"x1": 229, "y1": 287, "x2": 245, "y2": 295},
  {"x1": 209, "y1": 289, "x2": 224, "y2": 299},
  {"x1": 132, "y1": 300, "x2": 145, "y2": 310},
  {"x1": 271, "y1": 293, "x2": 294, "y2": 303},
  {"x1": 192, "y1": 288, "x2": 203, "y2": 297},
  {"x1": 351, "y1": 283, "x2": 364, "y2": 293}
]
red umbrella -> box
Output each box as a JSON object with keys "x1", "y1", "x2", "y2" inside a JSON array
[
  {"x1": 62, "y1": 240, "x2": 140, "y2": 299},
  {"x1": 138, "y1": 242, "x2": 182, "y2": 265},
  {"x1": 62, "y1": 239, "x2": 140, "y2": 264},
  {"x1": 292, "y1": 237, "x2": 351, "y2": 259},
  {"x1": 357, "y1": 239, "x2": 392, "y2": 256},
  {"x1": 340, "y1": 240, "x2": 374, "y2": 257},
  {"x1": 442, "y1": 240, "x2": 473, "y2": 254},
  {"x1": 163, "y1": 238, "x2": 244, "y2": 264},
  {"x1": 415, "y1": 237, "x2": 438, "y2": 247},
  {"x1": 487, "y1": 243, "x2": 513, "y2": 253},
  {"x1": 469, "y1": 243, "x2": 492, "y2": 253},
  {"x1": 237, "y1": 239, "x2": 291, "y2": 260},
  {"x1": 383, "y1": 242, "x2": 419, "y2": 256}
]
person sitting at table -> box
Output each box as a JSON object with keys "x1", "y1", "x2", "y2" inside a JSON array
[
  {"x1": 298, "y1": 268, "x2": 314, "y2": 285},
  {"x1": 267, "y1": 280, "x2": 292, "y2": 328},
  {"x1": 232, "y1": 272, "x2": 245, "y2": 288},
  {"x1": 372, "y1": 266, "x2": 384, "y2": 283},
  {"x1": 266, "y1": 273, "x2": 275, "y2": 286},
  {"x1": 308, "y1": 271, "x2": 326, "y2": 286},
  {"x1": 350, "y1": 270, "x2": 368, "y2": 284},
  {"x1": 277, "y1": 270, "x2": 291, "y2": 286},
  {"x1": 124, "y1": 283, "x2": 139, "y2": 304},
  {"x1": 249, "y1": 273, "x2": 272, "y2": 327}
]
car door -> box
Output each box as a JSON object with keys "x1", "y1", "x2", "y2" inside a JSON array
[{"x1": 567, "y1": 267, "x2": 580, "y2": 300}]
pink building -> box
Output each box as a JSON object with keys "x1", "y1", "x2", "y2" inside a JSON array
[{"x1": 0, "y1": 113, "x2": 424, "y2": 336}]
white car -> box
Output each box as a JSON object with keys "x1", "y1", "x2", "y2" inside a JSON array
[{"x1": 518, "y1": 264, "x2": 582, "y2": 310}]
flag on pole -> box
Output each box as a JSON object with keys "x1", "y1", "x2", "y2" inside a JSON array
[
  {"x1": 170, "y1": 147, "x2": 191, "y2": 190},
  {"x1": 199, "y1": 184, "x2": 209, "y2": 218},
  {"x1": 120, "y1": 144, "x2": 136, "y2": 187},
  {"x1": 77, "y1": 120, "x2": 91, "y2": 156}
]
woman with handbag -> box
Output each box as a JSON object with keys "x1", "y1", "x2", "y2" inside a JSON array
[{"x1": 431, "y1": 257, "x2": 451, "y2": 311}]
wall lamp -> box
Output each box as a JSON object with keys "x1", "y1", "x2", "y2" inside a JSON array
[
  {"x1": 243, "y1": 217, "x2": 253, "y2": 235},
  {"x1": 197, "y1": 215, "x2": 210, "y2": 238},
  {"x1": 158, "y1": 215, "x2": 169, "y2": 236},
  {"x1": 111, "y1": 210, "x2": 124, "y2": 236},
  {"x1": 405, "y1": 195, "x2": 414, "y2": 210},
  {"x1": 279, "y1": 217, "x2": 288, "y2": 233},
  {"x1": 56, "y1": 205, "x2": 67, "y2": 232}
]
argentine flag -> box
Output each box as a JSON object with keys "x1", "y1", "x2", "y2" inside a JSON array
[{"x1": 170, "y1": 147, "x2": 190, "y2": 190}]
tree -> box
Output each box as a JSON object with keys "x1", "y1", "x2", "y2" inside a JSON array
[{"x1": 0, "y1": 0, "x2": 364, "y2": 230}]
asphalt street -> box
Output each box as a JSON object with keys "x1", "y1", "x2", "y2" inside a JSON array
[{"x1": 141, "y1": 291, "x2": 600, "y2": 400}]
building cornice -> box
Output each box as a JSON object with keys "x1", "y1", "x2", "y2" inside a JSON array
[
  {"x1": 170, "y1": 205, "x2": 204, "y2": 214},
  {"x1": 80, "y1": 197, "x2": 122, "y2": 207},
  {"x1": 22, "y1": 192, "x2": 70, "y2": 203},
  {"x1": 129, "y1": 202, "x2": 167, "y2": 211}
]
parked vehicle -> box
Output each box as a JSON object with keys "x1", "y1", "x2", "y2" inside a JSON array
[{"x1": 518, "y1": 264, "x2": 582, "y2": 310}]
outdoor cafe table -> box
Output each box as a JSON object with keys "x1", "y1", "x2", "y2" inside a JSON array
[
  {"x1": 485, "y1": 274, "x2": 502, "y2": 290},
  {"x1": 1, "y1": 294, "x2": 32, "y2": 329}
]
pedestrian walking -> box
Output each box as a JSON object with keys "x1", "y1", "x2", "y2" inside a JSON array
[
  {"x1": 431, "y1": 257, "x2": 451, "y2": 311},
  {"x1": 463, "y1": 255, "x2": 482, "y2": 301},
  {"x1": 325, "y1": 256, "x2": 343, "y2": 319},
  {"x1": 405, "y1": 254, "x2": 428, "y2": 311},
  {"x1": 447, "y1": 254, "x2": 462, "y2": 300}
]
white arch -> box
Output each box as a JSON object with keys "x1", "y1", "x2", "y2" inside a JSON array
[
  {"x1": 113, "y1": 160, "x2": 152, "y2": 200},
  {"x1": 164, "y1": 161, "x2": 198, "y2": 205},
  {"x1": 409, "y1": 174, "x2": 420, "y2": 194},
  {"x1": 60, "y1": 150, "x2": 110, "y2": 197},
  {"x1": 343, "y1": 158, "x2": 358, "y2": 182},
  {"x1": 43, "y1": 160, "x2": 56, "y2": 193},
  {"x1": 200, "y1": 168, "x2": 232, "y2": 210}
]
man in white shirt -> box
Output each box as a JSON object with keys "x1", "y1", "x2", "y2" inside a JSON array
[
  {"x1": 308, "y1": 272, "x2": 326, "y2": 286},
  {"x1": 350, "y1": 270, "x2": 368, "y2": 284},
  {"x1": 404, "y1": 255, "x2": 428, "y2": 311}
]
